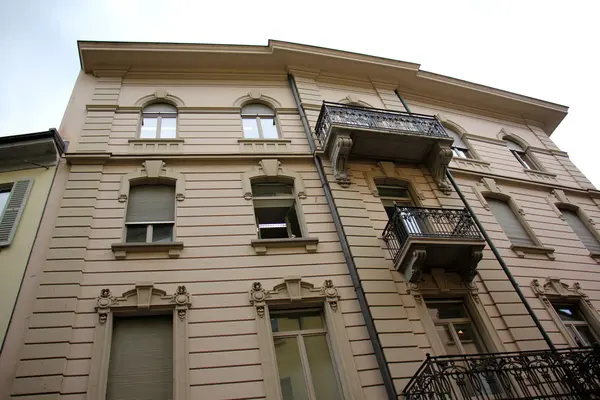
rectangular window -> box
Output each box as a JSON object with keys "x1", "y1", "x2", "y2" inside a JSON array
[
  {"x1": 0, "y1": 185, "x2": 11, "y2": 215},
  {"x1": 553, "y1": 304, "x2": 599, "y2": 347},
  {"x1": 426, "y1": 299, "x2": 487, "y2": 355},
  {"x1": 271, "y1": 310, "x2": 342, "y2": 400},
  {"x1": 107, "y1": 315, "x2": 173, "y2": 400},
  {"x1": 253, "y1": 182, "x2": 302, "y2": 239},
  {"x1": 487, "y1": 198, "x2": 535, "y2": 246},
  {"x1": 561, "y1": 209, "x2": 600, "y2": 253},
  {"x1": 126, "y1": 185, "x2": 175, "y2": 243}
]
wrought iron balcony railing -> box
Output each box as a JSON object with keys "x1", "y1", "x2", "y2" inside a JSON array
[
  {"x1": 314, "y1": 102, "x2": 448, "y2": 146},
  {"x1": 383, "y1": 207, "x2": 482, "y2": 265},
  {"x1": 404, "y1": 347, "x2": 600, "y2": 400}
]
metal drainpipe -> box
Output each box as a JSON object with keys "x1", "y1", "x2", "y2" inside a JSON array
[
  {"x1": 288, "y1": 74, "x2": 398, "y2": 400},
  {"x1": 392, "y1": 88, "x2": 555, "y2": 349}
]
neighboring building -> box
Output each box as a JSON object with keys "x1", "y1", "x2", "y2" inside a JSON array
[
  {"x1": 0, "y1": 129, "x2": 65, "y2": 349},
  {"x1": 2, "y1": 40, "x2": 600, "y2": 399}
]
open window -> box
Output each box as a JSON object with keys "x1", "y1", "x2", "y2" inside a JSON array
[
  {"x1": 552, "y1": 303, "x2": 599, "y2": 347},
  {"x1": 252, "y1": 180, "x2": 302, "y2": 239},
  {"x1": 445, "y1": 127, "x2": 471, "y2": 159},
  {"x1": 504, "y1": 139, "x2": 539, "y2": 170}
]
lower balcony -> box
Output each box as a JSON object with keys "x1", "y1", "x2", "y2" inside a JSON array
[
  {"x1": 383, "y1": 206, "x2": 485, "y2": 282},
  {"x1": 404, "y1": 347, "x2": 600, "y2": 400}
]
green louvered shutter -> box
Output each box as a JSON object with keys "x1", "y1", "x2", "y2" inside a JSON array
[{"x1": 0, "y1": 179, "x2": 33, "y2": 247}]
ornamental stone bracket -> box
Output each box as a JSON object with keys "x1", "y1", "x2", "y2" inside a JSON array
[
  {"x1": 249, "y1": 277, "x2": 340, "y2": 317},
  {"x1": 95, "y1": 283, "x2": 192, "y2": 324},
  {"x1": 462, "y1": 249, "x2": 483, "y2": 282},
  {"x1": 329, "y1": 133, "x2": 353, "y2": 188},
  {"x1": 427, "y1": 143, "x2": 453, "y2": 195}
]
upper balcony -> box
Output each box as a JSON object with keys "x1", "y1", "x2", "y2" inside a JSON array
[
  {"x1": 404, "y1": 347, "x2": 600, "y2": 400},
  {"x1": 314, "y1": 102, "x2": 453, "y2": 190},
  {"x1": 383, "y1": 206, "x2": 485, "y2": 282}
]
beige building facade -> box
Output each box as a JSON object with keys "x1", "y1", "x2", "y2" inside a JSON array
[
  {"x1": 1, "y1": 40, "x2": 599, "y2": 399},
  {"x1": 0, "y1": 130, "x2": 64, "y2": 351}
]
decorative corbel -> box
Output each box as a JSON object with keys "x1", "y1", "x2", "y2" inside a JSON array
[
  {"x1": 321, "y1": 279, "x2": 340, "y2": 312},
  {"x1": 249, "y1": 282, "x2": 268, "y2": 318},
  {"x1": 406, "y1": 282, "x2": 423, "y2": 305},
  {"x1": 330, "y1": 134, "x2": 353, "y2": 187},
  {"x1": 462, "y1": 250, "x2": 482, "y2": 282},
  {"x1": 96, "y1": 288, "x2": 116, "y2": 325},
  {"x1": 171, "y1": 285, "x2": 192, "y2": 321},
  {"x1": 404, "y1": 248, "x2": 428, "y2": 283},
  {"x1": 427, "y1": 144, "x2": 453, "y2": 195}
]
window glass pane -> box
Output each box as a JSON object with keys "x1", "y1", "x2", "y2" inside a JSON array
[
  {"x1": 260, "y1": 117, "x2": 279, "y2": 139},
  {"x1": 452, "y1": 147, "x2": 470, "y2": 158},
  {"x1": 159, "y1": 117, "x2": 177, "y2": 138},
  {"x1": 287, "y1": 205, "x2": 303, "y2": 238},
  {"x1": 436, "y1": 325, "x2": 459, "y2": 354},
  {"x1": 574, "y1": 325, "x2": 598, "y2": 346},
  {"x1": 252, "y1": 182, "x2": 293, "y2": 197},
  {"x1": 152, "y1": 224, "x2": 173, "y2": 243},
  {"x1": 274, "y1": 337, "x2": 310, "y2": 400},
  {"x1": 0, "y1": 190, "x2": 10, "y2": 215},
  {"x1": 427, "y1": 301, "x2": 467, "y2": 320},
  {"x1": 505, "y1": 139, "x2": 525, "y2": 152},
  {"x1": 377, "y1": 185, "x2": 410, "y2": 199},
  {"x1": 242, "y1": 117, "x2": 260, "y2": 139},
  {"x1": 143, "y1": 103, "x2": 177, "y2": 113},
  {"x1": 140, "y1": 117, "x2": 158, "y2": 138},
  {"x1": 242, "y1": 103, "x2": 274, "y2": 116},
  {"x1": 304, "y1": 335, "x2": 342, "y2": 400},
  {"x1": 126, "y1": 225, "x2": 147, "y2": 243},
  {"x1": 454, "y1": 323, "x2": 486, "y2": 354},
  {"x1": 512, "y1": 150, "x2": 533, "y2": 169},
  {"x1": 272, "y1": 315, "x2": 301, "y2": 333},
  {"x1": 554, "y1": 304, "x2": 584, "y2": 322}
]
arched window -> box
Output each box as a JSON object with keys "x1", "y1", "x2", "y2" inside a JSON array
[
  {"x1": 504, "y1": 139, "x2": 538, "y2": 170},
  {"x1": 125, "y1": 184, "x2": 175, "y2": 243},
  {"x1": 446, "y1": 127, "x2": 471, "y2": 159},
  {"x1": 241, "y1": 103, "x2": 279, "y2": 139},
  {"x1": 140, "y1": 103, "x2": 177, "y2": 139}
]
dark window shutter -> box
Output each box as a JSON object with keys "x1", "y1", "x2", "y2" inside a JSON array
[
  {"x1": 107, "y1": 315, "x2": 173, "y2": 400},
  {"x1": 561, "y1": 209, "x2": 600, "y2": 253},
  {"x1": 487, "y1": 198, "x2": 535, "y2": 246},
  {"x1": 0, "y1": 179, "x2": 33, "y2": 247},
  {"x1": 126, "y1": 185, "x2": 175, "y2": 223}
]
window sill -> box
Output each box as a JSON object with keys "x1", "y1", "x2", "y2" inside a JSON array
[
  {"x1": 511, "y1": 244, "x2": 555, "y2": 260},
  {"x1": 237, "y1": 138, "x2": 291, "y2": 143},
  {"x1": 111, "y1": 242, "x2": 184, "y2": 259},
  {"x1": 453, "y1": 156, "x2": 490, "y2": 166},
  {"x1": 590, "y1": 252, "x2": 600, "y2": 264},
  {"x1": 128, "y1": 138, "x2": 185, "y2": 143},
  {"x1": 250, "y1": 237, "x2": 319, "y2": 255},
  {"x1": 524, "y1": 168, "x2": 557, "y2": 179}
]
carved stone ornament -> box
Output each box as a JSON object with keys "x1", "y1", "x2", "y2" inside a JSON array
[
  {"x1": 532, "y1": 277, "x2": 588, "y2": 304},
  {"x1": 95, "y1": 283, "x2": 192, "y2": 323},
  {"x1": 119, "y1": 159, "x2": 186, "y2": 202},
  {"x1": 330, "y1": 134, "x2": 353, "y2": 188},
  {"x1": 241, "y1": 159, "x2": 308, "y2": 200},
  {"x1": 249, "y1": 278, "x2": 341, "y2": 317},
  {"x1": 406, "y1": 282, "x2": 423, "y2": 305},
  {"x1": 427, "y1": 145, "x2": 453, "y2": 195}
]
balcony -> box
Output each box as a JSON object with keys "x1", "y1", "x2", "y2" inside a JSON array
[
  {"x1": 383, "y1": 206, "x2": 485, "y2": 282},
  {"x1": 314, "y1": 102, "x2": 453, "y2": 190},
  {"x1": 404, "y1": 347, "x2": 600, "y2": 400}
]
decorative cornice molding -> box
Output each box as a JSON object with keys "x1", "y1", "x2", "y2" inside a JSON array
[
  {"x1": 118, "y1": 159, "x2": 185, "y2": 202},
  {"x1": 241, "y1": 158, "x2": 307, "y2": 200},
  {"x1": 249, "y1": 277, "x2": 340, "y2": 317}
]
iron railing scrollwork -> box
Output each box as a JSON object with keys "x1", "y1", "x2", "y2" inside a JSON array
[
  {"x1": 314, "y1": 102, "x2": 448, "y2": 146},
  {"x1": 383, "y1": 206, "x2": 482, "y2": 264},
  {"x1": 404, "y1": 346, "x2": 600, "y2": 399}
]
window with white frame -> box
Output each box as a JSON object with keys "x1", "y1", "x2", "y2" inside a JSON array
[
  {"x1": 241, "y1": 103, "x2": 279, "y2": 139},
  {"x1": 271, "y1": 309, "x2": 342, "y2": 400},
  {"x1": 445, "y1": 127, "x2": 471, "y2": 159},
  {"x1": 552, "y1": 303, "x2": 600, "y2": 347},
  {"x1": 252, "y1": 181, "x2": 303, "y2": 239},
  {"x1": 140, "y1": 103, "x2": 178, "y2": 139},
  {"x1": 0, "y1": 185, "x2": 11, "y2": 215},
  {"x1": 504, "y1": 139, "x2": 538, "y2": 170},
  {"x1": 125, "y1": 184, "x2": 175, "y2": 243},
  {"x1": 426, "y1": 299, "x2": 488, "y2": 355}
]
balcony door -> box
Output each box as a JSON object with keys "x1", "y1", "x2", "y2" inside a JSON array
[{"x1": 377, "y1": 181, "x2": 422, "y2": 235}]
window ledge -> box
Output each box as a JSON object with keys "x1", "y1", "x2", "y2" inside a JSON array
[
  {"x1": 511, "y1": 244, "x2": 555, "y2": 260},
  {"x1": 238, "y1": 138, "x2": 291, "y2": 143},
  {"x1": 250, "y1": 237, "x2": 319, "y2": 255},
  {"x1": 590, "y1": 252, "x2": 600, "y2": 264},
  {"x1": 111, "y1": 242, "x2": 184, "y2": 259},
  {"x1": 128, "y1": 138, "x2": 185, "y2": 143},
  {"x1": 453, "y1": 157, "x2": 490, "y2": 166},
  {"x1": 524, "y1": 169, "x2": 557, "y2": 178}
]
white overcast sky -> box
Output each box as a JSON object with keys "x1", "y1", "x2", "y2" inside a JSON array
[{"x1": 1, "y1": 1, "x2": 598, "y2": 187}]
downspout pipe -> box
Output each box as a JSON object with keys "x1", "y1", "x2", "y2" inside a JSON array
[
  {"x1": 288, "y1": 74, "x2": 398, "y2": 400},
  {"x1": 393, "y1": 88, "x2": 555, "y2": 349}
]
